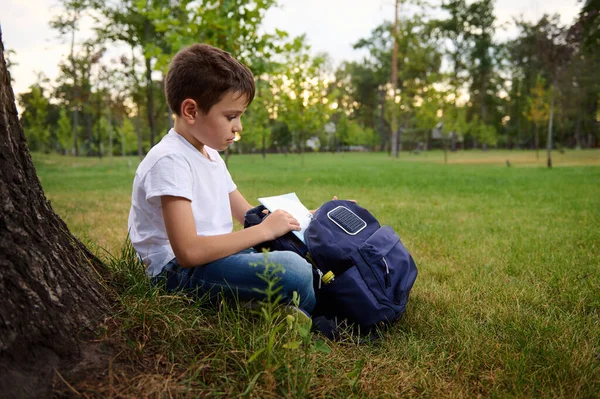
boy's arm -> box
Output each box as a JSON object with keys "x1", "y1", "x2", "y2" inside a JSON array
[
  {"x1": 161, "y1": 195, "x2": 300, "y2": 268},
  {"x1": 229, "y1": 189, "x2": 253, "y2": 225}
]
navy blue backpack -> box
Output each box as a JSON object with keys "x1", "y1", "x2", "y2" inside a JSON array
[{"x1": 244, "y1": 200, "x2": 418, "y2": 335}]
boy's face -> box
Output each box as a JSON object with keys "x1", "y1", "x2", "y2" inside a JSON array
[{"x1": 189, "y1": 91, "x2": 248, "y2": 151}]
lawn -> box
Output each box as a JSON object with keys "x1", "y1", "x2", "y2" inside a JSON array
[{"x1": 33, "y1": 149, "x2": 600, "y2": 398}]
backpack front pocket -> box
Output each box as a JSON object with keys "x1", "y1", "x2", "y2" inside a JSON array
[
  {"x1": 357, "y1": 226, "x2": 417, "y2": 307},
  {"x1": 320, "y1": 265, "x2": 396, "y2": 327}
]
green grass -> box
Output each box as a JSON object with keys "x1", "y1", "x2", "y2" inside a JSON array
[{"x1": 33, "y1": 150, "x2": 600, "y2": 398}]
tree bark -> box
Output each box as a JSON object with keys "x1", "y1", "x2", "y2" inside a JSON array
[{"x1": 0, "y1": 31, "x2": 109, "y2": 398}]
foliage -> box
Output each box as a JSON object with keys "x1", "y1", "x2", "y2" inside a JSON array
[
  {"x1": 274, "y1": 38, "x2": 333, "y2": 153},
  {"x1": 11, "y1": 0, "x2": 599, "y2": 156},
  {"x1": 18, "y1": 83, "x2": 51, "y2": 152},
  {"x1": 350, "y1": 12, "x2": 443, "y2": 151},
  {"x1": 56, "y1": 108, "x2": 73, "y2": 154},
  {"x1": 468, "y1": 115, "x2": 498, "y2": 147},
  {"x1": 525, "y1": 76, "x2": 550, "y2": 127},
  {"x1": 336, "y1": 114, "x2": 378, "y2": 148},
  {"x1": 118, "y1": 117, "x2": 139, "y2": 155}
]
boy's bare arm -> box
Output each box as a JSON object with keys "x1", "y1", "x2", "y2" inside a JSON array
[
  {"x1": 161, "y1": 195, "x2": 300, "y2": 268},
  {"x1": 229, "y1": 189, "x2": 253, "y2": 224}
]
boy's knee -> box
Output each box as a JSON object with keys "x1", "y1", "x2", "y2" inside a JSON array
[{"x1": 270, "y1": 251, "x2": 312, "y2": 281}]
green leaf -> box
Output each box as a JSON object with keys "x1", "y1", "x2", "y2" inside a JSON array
[
  {"x1": 282, "y1": 341, "x2": 301, "y2": 350},
  {"x1": 297, "y1": 325, "x2": 310, "y2": 338},
  {"x1": 313, "y1": 340, "x2": 331, "y2": 354},
  {"x1": 247, "y1": 348, "x2": 265, "y2": 364}
]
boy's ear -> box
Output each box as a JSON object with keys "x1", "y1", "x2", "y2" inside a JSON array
[{"x1": 181, "y1": 99, "x2": 198, "y2": 124}]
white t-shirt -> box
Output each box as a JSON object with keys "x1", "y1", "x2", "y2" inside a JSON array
[{"x1": 128, "y1": 129, "x2": 237, "y2": 277}]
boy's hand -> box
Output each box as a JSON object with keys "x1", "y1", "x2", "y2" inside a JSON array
[
  {"x1": 331, "y1": 195, "x2": 357, "y2": 203},
  {"x1": 261, "y1": 209, "x2": 301, "y2": 240},
  {"x1": 310, "y1": 196, "x2": 357, "y2": 214}
]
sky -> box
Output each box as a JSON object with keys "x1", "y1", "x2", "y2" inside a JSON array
[{"x1": 1, "y1": 0, "x2": 582, "y2": 97}]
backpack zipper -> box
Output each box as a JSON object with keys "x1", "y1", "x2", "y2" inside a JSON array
[
  {"x1": 382, "y1": 257, "x2": 391, "y2": 288},
  {"x1": 316, "y1": 267, "x2": 323, "y2": 289},
  {"x1": 306, "y1": 252, "x2": 323, "y2": 289}
]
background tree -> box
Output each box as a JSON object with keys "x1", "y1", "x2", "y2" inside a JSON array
[
  {"x1": 6, "y1": 0, "x2": 598, "y2": 156},
  {"x1": 50, "y1": 0, "x2": 89, "y2": 156},
  {"x1": 95, "y1": 0, "x2": 187, "y2": 148},
  {"x1": 442, "y1": 102, "x2": 469, "y2": 155},
  {"x1": 56, "y1": 108, "x2": 73, "y2": 154},
  {"x1": 51, "y1": 41, "x2": 105, "y2": 156},
  {"x1": 464, "y1": 0, "x2": 497, "y2": 138},
  {"x1": 275, "y1": 38, "x2": 332, "y2": 157},
  {"x1": 533, "y1": 15, "x2": 573, "y2": 167},
  {"x1": 18, "y1": 78, "x2": 52, "y2": 152},
  {"x1": 524, "y1": 76, "x2": 550, "y2": 158},
  {"x1": 351, "y1": 6, "x2": 442, "y2": 154}
]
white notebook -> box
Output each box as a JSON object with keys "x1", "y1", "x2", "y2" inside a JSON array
[{"x1": 258, "y1": 192, "x2": 312, "y2": 244}]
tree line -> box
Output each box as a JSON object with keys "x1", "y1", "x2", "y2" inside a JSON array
[{"x1": 9, "y1": 0, "x2": 600, "y2": 159}]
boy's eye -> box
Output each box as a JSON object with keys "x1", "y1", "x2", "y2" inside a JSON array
[{"x1": 227, "y1": 115, "x2": 238, "y2": 121}]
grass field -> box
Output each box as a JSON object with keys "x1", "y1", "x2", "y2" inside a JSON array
[{"x1": 33, "y1": 149, "x2": 600, "y2": 398}]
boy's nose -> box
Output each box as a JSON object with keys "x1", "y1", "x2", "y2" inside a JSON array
[{"x1": 234, "y1": 120, "x2": 243, "y2": 133}]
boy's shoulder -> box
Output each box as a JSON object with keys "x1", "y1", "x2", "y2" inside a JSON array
[{"x1": 136, "y1": 131, "x2": 188, "y2": 175}]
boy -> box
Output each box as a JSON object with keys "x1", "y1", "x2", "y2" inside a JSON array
[{"x1": 127, "y1": 43, "x2": 315, "y2": 314}]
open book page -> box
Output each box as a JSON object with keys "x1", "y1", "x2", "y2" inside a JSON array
[{"x1": 258, "y1": 192, "x2": 312, "y2": 244}]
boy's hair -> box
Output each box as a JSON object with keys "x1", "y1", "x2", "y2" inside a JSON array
[{"x1": 165, "y1": 44, "x2": 255, "y2": 116}]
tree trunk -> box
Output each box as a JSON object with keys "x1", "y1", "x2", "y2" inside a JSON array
[
  {"x1": 0, "y1": 32, "x2": 109, "y2": 398},
  {"x1": 575, "y1": 113, "x2": 582, "y2": 149},
  {"x1": 451, "y1": 131, "x2": 457, "y2": 152},
  {"x1": 547, "y1": 87, "x2": 555, "y2": 168},
  {"x1": 443, "y1": 134, "x2": 448, "y2": 164},
  {"x1": 107, "y1": 96, "x2": 113, "y2": 162},
  {"x1": 390, "y1": 0, "x2": 399, "y2": 159},
  {"x1": 145, "y1": 56, "x2": 155, "y2": 148},
  {"x1": 163, "y1": 76, "x2": 174, "y2": 130},
  {"x1": 378, "y1": 88, "x2": 387, "y2": 151},
  {"x1": 121, "y1": 122, "x2": 126, "y2": 157},
  {"x1": 86, "y1": 112, "x2": 93, "y2": 157},
  {"x1": 144, "y1": 17, "x2": 155, "y2": 148},
  {"x1": 136, "y1": 111, "x2": 143, "y2": 159},
  {"x1": 97, "y1": 92, "x2": 103, "y2": 159},
  {"x1": 72, "y1": 96, "x2": 79, "y2": 156},
  {"x1": 535, "y1": 124, "x2": 539, "y2": 159},
  {"x1": 70, "y1": 20, "x2": 79, "y2": 157}
]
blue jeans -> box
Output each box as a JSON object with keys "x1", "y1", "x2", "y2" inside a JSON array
[{"x1": 152, "y1": 248, "x2": 316, "y2": 314}]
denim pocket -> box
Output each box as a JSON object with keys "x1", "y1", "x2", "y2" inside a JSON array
[{"x1": 153, "y1": 258, "x2": 192, "y2": 292}]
